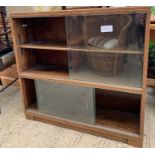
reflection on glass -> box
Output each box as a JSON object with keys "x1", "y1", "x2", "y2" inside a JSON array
[
  {"x1": 68, "y1": 51, "x2": 143, "y2": 88},
  {"x1": 35, "y1": 80, "x2": 95, "y2": 125},
  {"x1": 66, "y1": 13, "x2": 146, "y2": 88},
  {"x1": 66, "y1": 13, "x2": 146, "y2": 51}
]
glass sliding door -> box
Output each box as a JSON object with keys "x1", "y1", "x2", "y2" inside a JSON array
[
  {"x1": 66, "y1": 13, "x2": 146, "y2": 88},
  {"x1": 35, "y1": 80, "x2": 95, "y2": 125}
]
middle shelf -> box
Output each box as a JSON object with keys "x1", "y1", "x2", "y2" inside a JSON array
[
  {"x1": 19, "y1": 42, "x2": 144, "y2": 54},
  {"x1": 19, "y1": 47, "x2": 144, "y2": 93},
  {"x1": 20, "y1": 66, "x2": 143, "y2": 95}
]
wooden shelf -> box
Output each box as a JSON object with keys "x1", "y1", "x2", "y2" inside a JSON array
[
  {"x1": 70, "y1": 46, "x2": 143, "y2": 55},
  {"x1": 96, "y1": 108, "x2": 139, "y2": 134},
  {"x1": 150, "y1": 24, "x2": 155, "y2": 30},
  {"x1": 19, "y1": 42, "x2": 143, "y2": 54},
  {"x1": 20, "y1": 42, "x2": 67, "y2": 51},
  {"x1": 10, "y1": 7, "x2": 150, "y2": 18},
  {"x1": 147, "y1": 78, "x2": 155, "y2": 87},
  {"x1": 19, "y1": 66, "x2": 143, "y2": 95},
  {"x1": 21, "y1": 65, "x2": 69, "y2": 80},
  {"x1": 26, "y1": 103, "x2": 139, "y2": 138},
  {"x1": 26, "y1": 103, "x2": 139, "y2": 137}
]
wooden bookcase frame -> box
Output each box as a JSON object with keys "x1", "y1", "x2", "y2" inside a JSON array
[
  {"x1": 10, "y1": 7, "x2": 150, "y2": 147},
  {"x1": 147, "y1": 15, "x2": 155, "y2": 87}
]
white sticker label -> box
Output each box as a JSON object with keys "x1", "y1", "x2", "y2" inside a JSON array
[{"x1": 100, "y1": 25, "x2": 113, "y2": 32}]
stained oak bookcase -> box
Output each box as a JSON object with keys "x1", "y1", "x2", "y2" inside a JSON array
[{"x1": 10, "y1": 7, "x2": 150, "y2": 147}]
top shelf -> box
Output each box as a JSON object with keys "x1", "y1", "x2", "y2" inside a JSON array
[
  {"x1": 19, "y1": 42, "x2": 144, "y2": 55},
  {"x1": 20, "y1": 42, "x2": 67, "y2": 51},
  {"x1": 73, "y1": 45, "x2": 143, "y2": 54},
  {"x1": 10, "y1": 7, "x2": 150, "y2": 18}
]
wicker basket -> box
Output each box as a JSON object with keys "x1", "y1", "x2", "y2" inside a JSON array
[
  {"x1": 85, "y1": 14, "x2": 133, "y2": 76},
  {"x1": 87, "y1": 53, "x2": 124, "y2": 76}
]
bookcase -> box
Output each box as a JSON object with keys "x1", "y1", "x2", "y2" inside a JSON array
[{"x1": 10, "y1": 7, "x2": 150, "y2": 147}]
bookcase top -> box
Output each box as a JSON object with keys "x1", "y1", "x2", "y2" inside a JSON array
[{"x1": 10, "y1": 6, "x2": 150, "y2": 18}]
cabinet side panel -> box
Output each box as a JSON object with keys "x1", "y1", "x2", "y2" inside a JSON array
[
  {"x1": 139, "y1": 92, "x2": 146, "y2": 136},
  {"x1": 20, "y1": 78, "x2": 36, "y2": 110},
  {"x1": 142, "y1": 10, "x2": 151, "y2": 90}
]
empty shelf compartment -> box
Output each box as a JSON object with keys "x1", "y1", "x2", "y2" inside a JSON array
[{"x1": 95, "y1": 89, "x2": 141, "y2": 134}]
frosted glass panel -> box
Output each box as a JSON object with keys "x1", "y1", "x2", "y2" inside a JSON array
[
  {"x1": 66, "y1": 13, "x2": 146, "y2": 88},
  {"x1": 35, "y1": 80, "x2": 95, "y2": 125}
]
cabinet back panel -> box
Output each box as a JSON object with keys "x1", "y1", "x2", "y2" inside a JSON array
[
  {"x1": 35, "y1": 50, "x2": 68, "y2": 71},
  {"x1": 31, "y1": 17, "x2": 66, "y2": 44},
  {"x1": 96, "y1": 89, "x2": 141, "y2": 113},
  {"x1": 95, "y1": 89, "x2": 140, "y2": 134},
  {"x1": 15, "y1": 17, "x2": 67, "y2": 44},
  {"x1": 20, "y1": 49, "x2": 68, "y2": 72}
]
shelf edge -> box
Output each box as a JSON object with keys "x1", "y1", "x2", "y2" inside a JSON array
[
  {"x1": 20, "y1": 44, "x2": 67, "y2": 51},
  {"x1": 26, "y1": 109, "x2": 140, "y2": 138},
  {"x1": 19, "y1": 44, "x2": 143, "y2": 55},
  {"x1": 19, "y1": 71, "x2": 144, "y2": 95}
]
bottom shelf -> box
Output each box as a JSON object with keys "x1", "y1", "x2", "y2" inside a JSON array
[
  {"x1": 25, "y1": 105, "x2": 143, "y2": 147},
  {"x1": 27, "y1": 103, "x2": 140, "y2": 135},
  {"x1": 22, "y1": 78, "x2": 141, "y2": 136},
  {"x1": 147, "y1": 78, "x2": 155, "y2": 87},
  {"x1": 96, "y1": 108, "x2": 139, "y2": 134}
]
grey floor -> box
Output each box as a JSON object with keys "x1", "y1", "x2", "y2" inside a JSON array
[{"x1": 0, "y1": 86, "x2": 155, "y2": 147}]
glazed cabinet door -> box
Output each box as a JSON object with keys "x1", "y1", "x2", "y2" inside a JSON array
[
  {"x1": 65, "y1": 12, "x2": 147, "y2": 88},
  {"x1": 35, "y1": 80, "x2": 95, "y2": 125}
]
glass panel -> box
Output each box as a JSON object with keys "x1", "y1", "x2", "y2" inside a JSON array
[
  {"x1": 68, "y1": 51, "x2": 143, "y2": 88},
  {"x1": 35, "y1": 80, "x2": 95, "y2": 125},
  {"x1": 66, "y1": 13, "x2": 146, "y2": 88}
]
